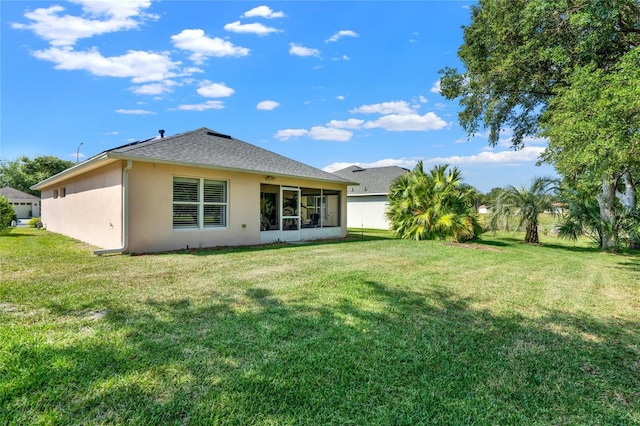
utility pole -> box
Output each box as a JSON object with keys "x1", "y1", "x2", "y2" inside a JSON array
[{"x1": 76, "y1": 142, "x2": 83, "y2": 163}]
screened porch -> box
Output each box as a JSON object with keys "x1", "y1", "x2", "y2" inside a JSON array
[{"x1": 260, "y1": 184, "x2": 342, "y2": 243}]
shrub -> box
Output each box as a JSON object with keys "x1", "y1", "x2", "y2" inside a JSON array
[
  {"x1": 0, "y1": 196, "x2": 17, "y2": 232},
  {"x1": 27, "y1": 217, "x2": 42, "y2": 228},
  {"x1": 386, "y1": 162, "x2": 483, "y2": 242}
]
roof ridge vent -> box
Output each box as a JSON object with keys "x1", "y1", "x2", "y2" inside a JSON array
[{"x1": 206, "y1": 131, "x2": 232, "y2": 139}]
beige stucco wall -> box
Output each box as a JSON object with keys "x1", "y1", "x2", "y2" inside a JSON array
[
  {"x1": 127, "y1": 162, "x2": 348, "y2": 253},
  {"x1": 40, "y1": 161, "x2": 124, "y2": 249}
]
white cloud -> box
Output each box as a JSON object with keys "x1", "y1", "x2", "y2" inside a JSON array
[
  {"x1": 350, "y1": 101, "x2": 414, "y2": 115},
  {"x1": 430, "y1": 80, "x2": 441, "y2": 94},
  {"x1": 308, "y1": 126, "x2": 353, "y2": 141},
  {"x1": 326, "y1": 118, "x2": 364, "y2": 129},
  {"x1": 322, "y1": 147, "x2": 546, "y2": 174},
  {"x1": 275, "y1": 129, "x2": 308, "y2": 140},
  {"x1": 197, "y1": 81, "x2": 234, "y2": 98},
  {"x1": 11, "y1": 0, "x2": 155, "y2": 46},
  {"x1": 326, "y1": 30, "x2": 359, "y2": 43},
  {"x1": 33, "y1": 47, "x2": 179, "y2": 83},
  {"x1": 498, "y1": 134, "x2": 549, "y2": 148},
  {"x1": 131, "y1": 80, "x2": 177, "y2": 95},
  {"x1": 289, "y1": 43, "x2": 320, "y2": 57},
  {"x1": 363, "y1": 112, "x2": 448, "y2": 131},
  {"x1": 458, "y1": 128, "x2": 549, "y2": 148},
  {"x1": 115, "y1": 108, "x2": 155, "y2": 115},
  {"x1": 241, "y1": 6, "x2": 285, "y2": 19},
  {"x1": 182, "y1": 66, "x2": 204, "y2": 74},
  {"x1": 257, "y1": 100, "x2": 280, "y2": 110},
  {"x1": 177, "y1": 100, "x2": 225, "y2": 111},
  {"x1": 171, "y1": 29, "x2": 250, "y2": 63},
  {"x1": 337, "y1": 95, "x2": 345, "y2": 100},
  {"x1": 224, "y1": 21, "x2": 282, "y2": 36},
  {"x1": 424, "y1": 147, "x2": 546, "y2": 166},
  {"x1": 131, "y1": 84, "x2": 166, "y2": 95}
]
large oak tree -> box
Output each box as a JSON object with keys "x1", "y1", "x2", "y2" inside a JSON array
[
  {"x1": 440, "y1": 0, "x2": 640, "y2": 248},
  {"x1": 540, "y1": 47, "x2": 640, "y2": 248}
]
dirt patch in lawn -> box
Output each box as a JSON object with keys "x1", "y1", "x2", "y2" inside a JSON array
[{"x1": 0, "y1": 303, "x2": 20, "y2": 314}]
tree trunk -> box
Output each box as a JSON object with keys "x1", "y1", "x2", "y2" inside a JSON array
[
  {"x1": 525, "y1": 220, "x2": 539, "y2": 244},
  {"x1": 596, "y1": 176, "x2": 616, "y2": 250},
  {"x1": 624, "y1": 172, "x2": 636, "y2": 209},
  {"x1": 616, "y1": 171, "x2": 636, "y2": 211},
  {"x1": 620, "y1": 172, "x2": 640, "y2": 250}
]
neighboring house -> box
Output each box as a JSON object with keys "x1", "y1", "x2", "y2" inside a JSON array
[
  {"x1": 0, "y1": 186, "x2": 40, "y2": 219},
  {"x1": 332, "y1": 165, "x2": 409, "y2": 230},
  {"x1": 32, "y1": 127, "x2": 354, "y2": 254}
]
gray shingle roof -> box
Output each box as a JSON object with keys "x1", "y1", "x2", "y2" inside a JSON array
[
  {"x1": 332, "y1": 165, "x2": 409, "y2": 195},
  {"x1": 0, "y1": 186, "x2": 40, "y2": 200},
  {"x1": 109, "y1": 127, "x2": 353, "y2": 184}
]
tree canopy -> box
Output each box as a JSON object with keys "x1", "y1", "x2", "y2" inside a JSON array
[
  {"x1": 440, "y1": 0, "x2": 640, "y2": 148},
  {"x1": 539, "y1": 47, "x2": 640, "y2": 185},
  {"x1": 0, "y1": 156, "x2": 75, "y2": 196}
]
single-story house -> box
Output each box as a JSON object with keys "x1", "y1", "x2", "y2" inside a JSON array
[
  {"x1": 32, "y1": 127, "x2": 355, "y2": 254},
  {"x1": 0, "y1": 186, "x2": 40, "y2": 219},
  {"x1": 332, "y1": 165, "x2": 409, "y2": 230}
]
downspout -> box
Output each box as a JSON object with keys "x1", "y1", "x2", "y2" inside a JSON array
[{"x1": 94, "y1": 160, "x2": 133, "y2": 255}]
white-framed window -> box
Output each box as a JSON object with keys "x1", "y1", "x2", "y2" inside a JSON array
[
  {"x1": 53, "y1": 189, "x2": 59, "y2": 199},
  {"x1": 173, "y1": 177, "x2": 227, "y2": 230},
  {"x1": 60, "y1": 187, "x2": 66, "y2": 198}
]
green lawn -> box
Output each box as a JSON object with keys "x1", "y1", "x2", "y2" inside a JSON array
[{"x1": 1, "y1": 228, "x2": 639, "y2": 425}]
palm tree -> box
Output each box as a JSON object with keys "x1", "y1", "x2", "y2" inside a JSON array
[
  {"x1": 488, "y1": 177, "x2": 558, "y2": 244},
  {"x1": 556, "y1": 197, "x2": 605, "y2": 247},
  {"x1": 559, "y1": 196, "x2": 640, "y2": 250},
  {"x1": 386, "y1": 162, "x2": 482, "y2": 242}
]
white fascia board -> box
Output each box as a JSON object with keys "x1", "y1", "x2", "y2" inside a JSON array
[{"x1": 107, "y1": 153, "x2": 359, "y2": 186}]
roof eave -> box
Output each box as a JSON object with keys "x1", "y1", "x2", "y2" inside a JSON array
[
  {"x1": 108, "y1": 153, "x2": 358, "y2": 186},
  {"x1": 347, "y1": 192, "x2": 389, "y2": 197},
  {"x1": 31, "y1": 153, "x2": 114, "y2": 190}
]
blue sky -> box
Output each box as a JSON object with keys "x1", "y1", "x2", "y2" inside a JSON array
[{"x1": 1, "y1": 0, "x2": 556, "y2": 192}]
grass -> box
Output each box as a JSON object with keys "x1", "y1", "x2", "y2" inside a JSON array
[{"x1": 1, "y1": 227, "x2": 639, "y2": 425}]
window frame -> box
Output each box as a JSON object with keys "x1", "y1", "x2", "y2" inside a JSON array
[{"x1": 172, "y1": 177, "x2": 228, "y2": 231}]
